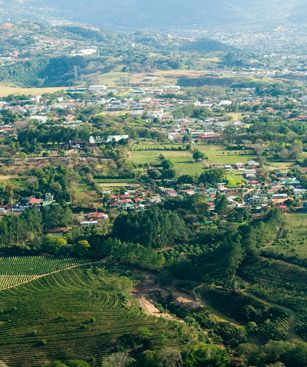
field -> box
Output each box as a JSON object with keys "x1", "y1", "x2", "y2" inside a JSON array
[
  {"x1": 267, "y1": 214, "x2": 307, "y2": 259},
  {"x1": 199, "y1": 286, "x2": 291, "y2": 342},
  {"x1": 0, "y1": 257, "x2": 85, "y2": 290},
  {"x1": 195, "y1": 253, "x2": 307, "y2": 343},
  {"x1": 0, "y1": 258, "x2": 186, "y2": 367},
  {"x1": 0, "y1": 85, "x2": 67, "y2": 97},
  {"x1": 95, "y1": 178, "x2": 139, "y2": 189},
  {"x1": 239, "y1": 257, "x2": 307, "y2": 340},
  {"x1": 129, "y1": 143, "x2": 254, "y2": 178}
]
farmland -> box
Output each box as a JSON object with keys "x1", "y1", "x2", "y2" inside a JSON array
[
  {"x1": 0, "y1": 259, "x2": 187, "y2": 367},
  {"x1": 239, "y1": 256, "x2": 307, "y2": 340},
  {"x1": 0, "y1": 257, "x2": 86, "y2": 290}
]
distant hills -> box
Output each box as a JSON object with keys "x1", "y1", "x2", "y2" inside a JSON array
[{"x1": 0, "y1": 0, "x2": 306, "y2": 30}]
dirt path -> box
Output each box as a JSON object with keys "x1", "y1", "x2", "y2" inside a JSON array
[
  {"x1": 132, "y1": 272, "x2": 186, "y2": 322},
  {"x1": 138, "y1": 295, "x2": 181, "y2": 322}
]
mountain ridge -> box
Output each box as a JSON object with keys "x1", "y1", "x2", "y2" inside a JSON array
[{"x1": 0, "y1": 0, "x2": 306, "y2": 30}]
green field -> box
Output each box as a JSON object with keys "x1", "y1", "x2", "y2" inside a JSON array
[
  {"x1": 268, "y1": 214, "x2": 307, "y2": 259},
  {"x1": 198, "y1": 145, "x2": 255, "y2": 165},
  {"x1": 0, "y1": 259, "x2": 186, "y2": 367},
  {"x1": 130, "y1": 149, "x2": 204, "y2": 176},
  {"x1": 129, "y1": 144, "x2": 253, "y2": 178}
]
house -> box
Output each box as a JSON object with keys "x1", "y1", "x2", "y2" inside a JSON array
[
  {"x1": 81, "y1": 220, "x2": 99, "y2": 226},
  {"x1": 219, "y1": 100, "x2": 232, "y2": 106},
  {"x1": 247, "y1": 160, "x2": 260, "y2": 168},
  {"x1": 87, "y1": 212, "x2": 109, "y2": 221},
  {"x1": 106, "y1": 135, "x2": 129, "y2": 143},
  {"x1": 28, "y1": 197, "x2": 43, "y2": 206}
]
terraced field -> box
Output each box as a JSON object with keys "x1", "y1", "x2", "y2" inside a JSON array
[
  {"x1": 239, "y1": 257, "x2": 307, "y2": 340},
  {"x1": 0, "y1": 260, "x2": 185, "y2": 367},
  {"x1": 0, "y1": 257, "x2": 85, "y2": 290}
]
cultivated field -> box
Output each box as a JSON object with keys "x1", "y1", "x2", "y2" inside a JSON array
[
  {"x1": 0, "y1": 257, "x2": 86, "y2": 290},
  {"x1": 0, "y1": 258, "x2": 185, "y2": 367},
  {"x1": 240, "y1": 256, "x2": 307, "y2": 340}
]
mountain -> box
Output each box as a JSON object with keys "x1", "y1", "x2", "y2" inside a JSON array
[{"x1": 0, "y1": 0, "x2": 306, "y2": 30}]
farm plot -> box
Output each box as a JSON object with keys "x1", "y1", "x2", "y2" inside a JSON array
[
  {"x1": 0, "y1": 257, "x2": 85, "y2": 290},
  {"x1": 0, "y1": 264, "x2": 184, "y2": 367},
  {"x1": 199, "y1": 286, "x2": 291, "y2": 342},
  {"x1": 239, "y1": 257, "x2": 307, "y2": 340}
]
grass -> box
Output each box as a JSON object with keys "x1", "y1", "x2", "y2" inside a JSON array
[
  {"x1": 199, "y1": 286, "x2": 290, "y2": 342},
  {"x1": 99, "y1": 182, "x2": 140, "y2": 189},
  {"x1": 95, "y1": 178, "x2": 139, "y2": 189},
  {"x1": 226, "y1": 172, "x2": 245, "y2": 187},
  {"x1": 226, "y1": 112, "x2": 243, "y2": 121},
  {"x1": 71, "y1": 180, "x2": 101, "y2": 209},
  {"x1": 0, "y1": 85, "x2": 67, "y2": 97},
  {"x1": 198, "y1": 145, "x2": 255, "y2": 165},
  {"x1": 129, "y1": 149, "x2": 204, "y2": 176},
  {"x1": 0, "y1": 262, "x2": 185, "y2": 367}
]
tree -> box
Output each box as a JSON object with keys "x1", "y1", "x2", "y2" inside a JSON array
[
  {"x1": 113, "y1": 207, "x2": 188, "y2": 248},
  {"x1": 41, "y1": 234, "x2": 68, "y2": 255},
  {"x1": 159, "y1": 156, "x2": 176, "y2": 179},
  {"x1": 214, "y1": 194, "x2": 228, "y2": 215},
  {"x1": 182, "y1": 342, "x2": 231, "y2": 367},
  {"x1": 289, "y1": 139, "x2": 303, "y2": 160},
  {"x1": 177, "y1": 175, "x2": 195, "y2": 185},
  {"x1": 199, "y1": 169, "x2": 224, "y2": 186},
  {"x1": 137, "y1": 348, "x2": 182, "y2": 367},
  {"x1": 102, "y1": 352, "x2": 135, "y2": 367},
  {"x1": 42, "y1": 205, "x2": 73, "y2": 229},
  {"x1": 192, "y1": 149, "x2": 206, "y2": 162}
]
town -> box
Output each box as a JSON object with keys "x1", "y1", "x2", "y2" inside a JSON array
[{"x1": 0, "y1": 12, "x2": 306, "y2": 367}]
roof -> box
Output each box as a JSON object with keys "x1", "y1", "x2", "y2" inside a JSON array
[
  {"x1": 28, "y1": 198, "x2": 43, "y2": 205},
  {"x1": 87, "y1": 212, "x2": 109, "y2": 219}
]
